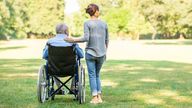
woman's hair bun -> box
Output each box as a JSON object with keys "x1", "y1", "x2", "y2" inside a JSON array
[{"x1": 85, "y1": 4, "x2": 99, "y2": 16}]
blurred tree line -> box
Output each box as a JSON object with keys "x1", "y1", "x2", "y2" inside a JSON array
[
  {"x1": 75, "y1": 0, "x2": 192, "y2": 39},
  {"x1": 0, "y1": 0, "x2": 64, "y2": 40},
  {"x1": 0, "y1": 0, "x2": 192, "y2": 40}
]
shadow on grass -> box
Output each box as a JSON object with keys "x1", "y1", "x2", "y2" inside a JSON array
[
  {"x1": 0, "y1": 59, "x2": 192, "y2": 108},
  {"x1": 0, "y1": 46, "x2": 27, "y2": 51}
]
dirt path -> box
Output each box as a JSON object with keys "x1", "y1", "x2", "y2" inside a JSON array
[{"x1": 0, "y1": 39, "x2": 192, "y2": 64}]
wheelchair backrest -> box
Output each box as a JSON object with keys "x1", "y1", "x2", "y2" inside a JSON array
[{"x1": 48, "y1": 44, "x2": 76, "y2": 77}]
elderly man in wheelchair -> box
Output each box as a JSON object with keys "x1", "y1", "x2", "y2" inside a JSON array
[{"x1": 37, "y1": 23, "x2": 85, "y2": 104}]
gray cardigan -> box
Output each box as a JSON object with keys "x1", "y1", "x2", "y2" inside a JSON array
[{"x1": 79, "y1": 19, "x2": 109, "y2": 57}]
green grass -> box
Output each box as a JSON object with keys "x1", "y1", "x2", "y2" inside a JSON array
[{"x1": 0, "y1": 59, "x2": 192, "y2": 108}]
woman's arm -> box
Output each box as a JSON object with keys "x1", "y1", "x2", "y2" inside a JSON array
[
  {"x1": 64, "y1": 37, "x2": 83, "y2": 43},
  {"x1": 105, "y1": 24, "x2": 109, "y2": 49},
  {"x1": 64, "y1": 22, "x2": 90, "y2": 43}
]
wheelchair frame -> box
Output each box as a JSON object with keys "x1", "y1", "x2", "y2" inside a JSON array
[{"x1": 37, "y1": 45, "x2": 85, "y2": 104}]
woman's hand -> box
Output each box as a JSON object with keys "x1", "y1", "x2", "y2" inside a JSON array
[{"x1": 64, "y1": 37, "x2": 75, "y2": 43}]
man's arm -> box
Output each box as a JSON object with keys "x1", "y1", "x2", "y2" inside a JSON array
[{"x1": 42, "y1": 45, "x2": 48, "y2": 60}]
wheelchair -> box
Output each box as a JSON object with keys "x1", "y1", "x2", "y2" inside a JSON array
[{"x1": 37, "y1": 44, "x2": 85, "y2": 104}]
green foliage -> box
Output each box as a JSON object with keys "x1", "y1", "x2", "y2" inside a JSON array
[
  {"x1": 103, "y1": 8, "x2": 130, "y2": 36},
  {"x1": 75, "y1": 0, "x2": 192, "y2": 39},
  {"x1": 0, "y1": 0, "x2": 192, "y2": 40},
  {"x1": 138, "y1": 0, "x2": 192, "y2": 38},
  {"x1": 0, "y1": 0, "x2": 64, "y2": 39},
  {"x1": 65, "y1": 12, "x2": 85, "y2": 36},
  {"x1": 77, "y1": 0, "x2": 134, "y2": 38},
  {"x1": 27, "y1": 0, "x2": 64, "y2": 35}
]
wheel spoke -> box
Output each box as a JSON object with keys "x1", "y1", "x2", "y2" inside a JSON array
[{"x1": 37, "y1": 65, "x2": 47, "y2": 103}]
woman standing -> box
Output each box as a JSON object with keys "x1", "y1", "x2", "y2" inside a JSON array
[{"x1": 65, "y1": 4, "x2": 109, "y2": 104}]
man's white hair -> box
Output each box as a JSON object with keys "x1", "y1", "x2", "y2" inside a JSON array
[{"x1": 56, "y1": 23, "x2": 68, "y2": 34}]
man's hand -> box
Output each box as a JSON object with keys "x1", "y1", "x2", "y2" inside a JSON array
[{"x1": 64, "y1": 37, "x2": 74, "y2": 43}]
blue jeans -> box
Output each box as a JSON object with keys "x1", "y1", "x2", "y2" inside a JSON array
[{"x1": 85, "y1": 53, "x2": 106, "y2": 96}]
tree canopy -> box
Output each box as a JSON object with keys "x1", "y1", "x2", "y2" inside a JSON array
[
  {"x1": 0, "y1": 0, "x2": 192, "y2": 40},
  {"x1": 0, "y1": 0, "x2": 64, "y2": 39}
]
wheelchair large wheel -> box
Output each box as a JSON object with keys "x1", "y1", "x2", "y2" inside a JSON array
[
  {"x1": 78, "y1": 65, "x2": 85, "y2": 104},
  {"x1": 37, "y1": 65, "x2": 48, "y2": 103}
]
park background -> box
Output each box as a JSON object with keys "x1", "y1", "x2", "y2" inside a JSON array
[{"x1": 1, "y1": 0, "x2": 192, "y2": 108}]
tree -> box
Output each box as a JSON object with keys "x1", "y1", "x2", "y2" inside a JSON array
[
  {"x1": 77, "y1": 0, "x2": 132, "y2": 37},
  {"x1": 103, "y1": 8, "x2": 130, "y2": 37},
  {"x1": 0, "y1": 0, "x2": 65, "y2": 39},
  {"x1": 1, "y1": 0, "x2": 192, "y2": 40},
  {"x1": 137, "y1": 0, "x2": 192, "y2": 39},
  {"x1": 27, "y1": 0, "x2": 64, "y2": 37}
]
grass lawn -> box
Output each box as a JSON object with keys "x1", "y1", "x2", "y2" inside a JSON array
[{"x1": 0, "y1": 59, "x2": 192, "y2": 108}]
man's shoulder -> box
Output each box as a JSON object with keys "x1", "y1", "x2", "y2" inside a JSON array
[
  {"x1": 48, "y1": 39, "x2": 74, "y2": 47},
  {"x1": 46, "y1": 37, "x2": 56, "y2": 44}
]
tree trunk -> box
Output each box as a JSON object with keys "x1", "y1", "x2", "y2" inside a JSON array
[
  {"x1": 149, "y1": 23, "x2": 157, "y2": 40},
  {"x1": 179, "y1": 34, "x2": 185, "y2": 40},
  {"x1": 135, "y1": 32, "x2": 140, "y2": 40}
]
